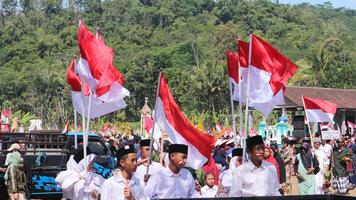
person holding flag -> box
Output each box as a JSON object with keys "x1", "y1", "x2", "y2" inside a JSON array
[{"x1": 133, "y1": 139, "x2": 164, "y2": 185}]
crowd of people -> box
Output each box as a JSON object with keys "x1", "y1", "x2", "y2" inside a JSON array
[
  {"x1": 53, "y1": 129, "x2": 356, "y2": 199},
  {"x1": 1, "y1": 127, "x2": 355, "y2": 199}
]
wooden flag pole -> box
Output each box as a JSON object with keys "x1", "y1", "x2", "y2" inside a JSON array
[{"x1": 145, "y1": 70, "x2": 162, "y2": 182}]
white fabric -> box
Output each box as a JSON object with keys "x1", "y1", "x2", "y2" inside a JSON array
[
  {"x1": 315, "y1": 149, "x2": 327, "y2": 194},
  {"x1": 305, "y1": 109, "x2": 334, "y2": 123},
  {"x1": 133, "y1": 161, "x2": 164, "y2": 185},
  {"x1": 101, "y1": 170, "x2": 148, "y2": 200},
  {"x1": 320, "y1": 144, "x2": 332, "y2": 168},
  {"x1": 231, "y1": 68, "x2": 248, "y2": 102},
  {"x1": 239, "y1": 65, "x2": 285, "y2": 117},
  {"x1": 145, "y1": 167, "x2": 201, "y2": 199},
  {"x1": 221, "y1": 157, "x2": 238, "y2": 189},
  {"x1": 76, "y1": 58, "x2": 130, "y2": 103},
  {"x1": 201, "y1": 185, "x2": 218, "y2": 198},
  {"x1": 229, "y1": 160, "x2": 281, "y2": 197},
  {"x1": 148, "y1": 123, "x2": 162, "y2": 140},
  {"x1": 56, "y1": 154, "x2": 103, "y2": 200},
  {"x1": 71, "y1": 91, "x2": 127, "y2": 119},
  {"x1": 155, "y1": 98, "x2": 208, "y2": 169}
]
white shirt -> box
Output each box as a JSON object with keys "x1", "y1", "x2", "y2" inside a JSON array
[
  {"x1": 229, "y1": 160, "x2": 281, "y2": 197},
  {"x1": 101, "y1": 170, "x2": 148, "y2": 200},
  {"x1": 320, "y1": 144, "x2": 332, "y2": 165},
  {"x1": 133, "y1": 161, "x2": 164, "y2": 185},
  {"x1": 201, "y1": 185, "x2": 218, "y2": 197},
  {"x1": 145, "y1": 167, "x2": 201, "y2": 198}
]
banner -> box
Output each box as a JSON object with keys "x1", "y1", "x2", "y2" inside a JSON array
[{"x1": 321, "y1": 130, "x2": 340, "y2": 140}]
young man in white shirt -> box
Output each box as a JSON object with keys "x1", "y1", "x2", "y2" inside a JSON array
[
  {"x1": 229, "y1": 135, "x2": 281, "y2": 197},
  {"x1": 133, "y1": 139, "x2": 163, "y2": 185},
  {"x1": 145, "y1": 144, "x2": 201, "y2": 198},
  {"x1": 101, "y1": 144, "x2": 148, "y2": 200}
]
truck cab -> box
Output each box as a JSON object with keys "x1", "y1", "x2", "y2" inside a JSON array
[{"x1": 0, "y1": 130, "x2": 116, "y2": 199}]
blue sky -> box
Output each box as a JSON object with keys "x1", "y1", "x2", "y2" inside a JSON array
[{"x1": 279, "y1": 0, "x2": 356, "y2": 9}]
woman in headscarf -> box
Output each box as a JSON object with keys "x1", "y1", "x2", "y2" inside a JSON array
[
  {"x1": 294, "y1": 142, "x2": 319, "y2": 195},
  {"x1": 264, "y1": 146, "x2": 280, "y2": 182},
  {"x1": 4, "y1": 144, "x2": 27, "y2": 200}
]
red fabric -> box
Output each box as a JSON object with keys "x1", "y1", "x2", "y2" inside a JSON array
[
  {"x1": 158, "y1": 73, "x2": 216, "y2": 159},
  {"x1": 144, "y1": 116, "x2": 154, "y2": 133},
  {"x1": 251, "y1": 34, "x2": 298, "y2": 95},
  {"x1": 226, "y1": 49, "x2": 239, "y2": 83},
  {"x1": 66, "y1": 58, "x2": 90, "y2": 95},
  {"x1": 201, "y1": 156, "x2": 220, "y2": 185},
  {"x1": 78, "y1": 21, "x2": 125, "y2": 97},
  {"x1": 264, "y1": 147, "x2": 280, "y2": 182},
  {"x1": 237, "y1": 39, "x2": 249, "y2": 68},
  {"x1": 303, "y1": 96, "x2": 337, "y2": 114}
]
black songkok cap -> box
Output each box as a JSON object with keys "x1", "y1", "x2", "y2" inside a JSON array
[
  {"x1": 232, "y1": 148, "x2": 243, "y2": 157},
  {"x1": 140, "y1": 139, "x2": 150, "y2": 147},
  {"x1": 117, "y1": 144, "x2": 135, "y2": 161},
  {"x1": 168, "y1": 144, "x2": 188, "y2": 155},
  {"x1": 246, "y1": 135, "x2": 264, "y2": 149}
]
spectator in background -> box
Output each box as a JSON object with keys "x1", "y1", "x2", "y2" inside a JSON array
[
  {"x1": 332, "y1": 138, "x2": 351, "y2": 194},
  {"x1": 282, "y1": 137, "x2": 294, "y2": 195},
  {"x1": 201, "y1": 172, "x2": 218, "y2": 197},
  {"x1": 270, "y1": 142, "x2": 286, "y2": 193},
  {"x1": 264, "y1": 146, "x2": 280, "y2": 182},
  {"x1": 313, "y1": 138, "x2": 328, "y2": 194},
  {"x1": 4, "y1": 143, "x2": 27, "y2": 200},
  {"x1": 294, "y1": 142, "x2": 319, "y2": 195}
]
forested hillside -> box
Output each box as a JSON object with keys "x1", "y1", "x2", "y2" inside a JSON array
[{"x1": 0, "y1": 0, "x2": 355, "y2": 127}]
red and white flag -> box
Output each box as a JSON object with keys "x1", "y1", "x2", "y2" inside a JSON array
[
  {"x1": 302, "y1": 96, "x2": 337, "y2": 123},
  {"x1": 76, "y1": 21, "x2": 129, "y2": 104},
  {"x1": 66, "y1": 58, "x2": 126, "y2": 119},
  {"x1": 347, "y1": 121, "x2": 356, "y2": 129},
  {"x1": 242, "y1": 34, "x2": 298, "y2": 116},
  {"x1": 226, "y1": 39, "x2": 249, "y2": 101},
  {"x1": 144, "y1": 115, "x2": 162, "y2": 140},
  {"x1": 154, "y1": 73, "x2": 216, "y2": 169},
  {"x1": 62, "y1": 120, "x2": 70, "y2": 134}
]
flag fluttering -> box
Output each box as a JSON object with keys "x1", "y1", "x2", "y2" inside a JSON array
[
  {"x1": 154, "y1": 73, "x2": 216, "y2": 169},
  {"x1": 76, "y1": 21, "x2": 129, "y2": 104},
  {"x1": 66, "y1": 57, "x2": 127, "y2": 119},
  {"x1": 302, "y1": 96, "x2": 337, "y2": 123},
  {"x1": 242, "y1": 34, "x2": 298, "y2": 116}
]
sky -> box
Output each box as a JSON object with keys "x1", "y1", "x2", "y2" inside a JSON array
[{"x1": 278, "y1": 0, "x2": 356, "y2": 9}]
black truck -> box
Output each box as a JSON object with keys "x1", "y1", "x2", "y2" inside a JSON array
[{"x1": 0, "y1": 130, "x2": 116, "y2": 199}]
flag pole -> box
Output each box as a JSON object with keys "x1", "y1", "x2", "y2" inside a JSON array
[
  {"x1": 74, "y1": 109, "x2": 78, "y2": 149},
  {"x1": 228, "y1": 79, "x2": 238, "y2": 147},
  {"x1": 159, "y1": 132, "x2": 165, "y2": 165},
  {"x1": 145, "y1": 70, "x2": 162, "y2": 183},
  {"x1": 73, "y1": 55, "x2": 80, "y2": 149},
  {"x1": 242, "y1": 33, "x2": 253, "y2": 163},
  {"x1": 237, "y1": 36, "x2": 243, "y2": 147},
  {"x1": 301, "y1": 96, "x2": 315, "y2": 149}
]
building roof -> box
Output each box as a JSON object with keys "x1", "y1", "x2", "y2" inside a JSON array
[{"x1": 283, "y1": 86, "x2": 356, "y2": 109}]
